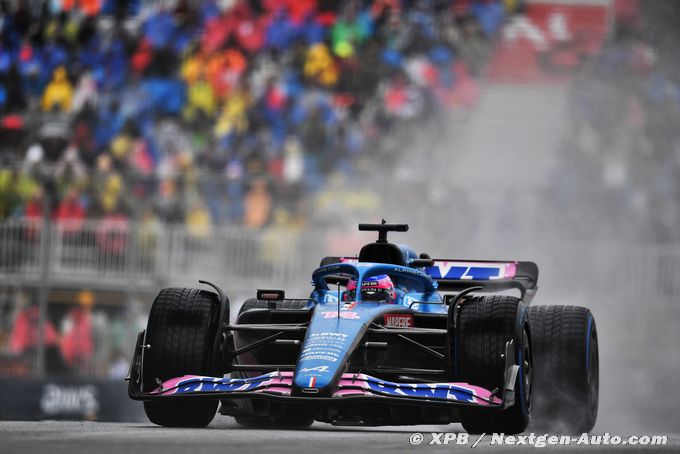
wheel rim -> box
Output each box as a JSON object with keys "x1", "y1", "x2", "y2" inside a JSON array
[
  {"x1": 588, "y1": 329, "x2": 599, "y2": 418},
  {"x1": 523, "y1": 328, "x2": 533, "y2": 411}
]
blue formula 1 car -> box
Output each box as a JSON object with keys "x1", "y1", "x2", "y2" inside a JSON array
[{"x1": 128, "y1": 222, "x2": 599, "y2": 434}]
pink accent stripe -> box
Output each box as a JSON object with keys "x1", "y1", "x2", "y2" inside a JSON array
[{"x1": 503, "y1": 262, "x2": 517, "y2": 278}]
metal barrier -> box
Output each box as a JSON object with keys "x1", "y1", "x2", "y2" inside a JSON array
[
  {"x1": 3, "y1": 217, "x2": 680, "y2": 303},
  {"x1": 0, "y1": 219, "x2": 316, "y2": 293},
  {"x1": 0, "y1": 219, "x2": 42, "y2": 277},
  {"x1": 2, "y1": 216, "x2": 680, "y2": 403}
]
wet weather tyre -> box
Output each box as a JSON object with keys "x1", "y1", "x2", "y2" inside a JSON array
[
  {"x1": 457, "y1": 295, "x2": 532, "y2": 435},
  {"x1": 527, "y1": 305, "x2": 598, "y2": 434},
  {"x1": 142, "y1": 287, "x2": 221, "y2": 427}
]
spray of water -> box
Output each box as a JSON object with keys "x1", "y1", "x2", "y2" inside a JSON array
[{"x1": 331, "y1": 81, "x2": 680, "y2": 433}]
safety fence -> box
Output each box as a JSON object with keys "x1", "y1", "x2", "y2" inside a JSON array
[
  {"x1": 0, "y1": 218, "x2": 322, "y2": 293},
  {"x1": 2, "y1": 218, "x2": 680, "y2": 300},
  {"x1": 1, "y1": 217, "x2": 680, "y2": 428},
  {"x1": 0, "y1": 218, "x2": 325, "y2": 385}
]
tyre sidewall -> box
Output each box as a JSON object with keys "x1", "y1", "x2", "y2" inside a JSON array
[
  {"x1": 528, "y1": 305, "x2": 599, "y2": 433},
  {"x1": 515, "y1": 303, "x2": 532, "y2": 422},
  {"x1": 458, "y1": 296, "x2": 532, "y2": 434}
]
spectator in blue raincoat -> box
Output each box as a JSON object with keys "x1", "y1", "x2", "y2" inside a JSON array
[
  {"x1": 143, "y1": 8, "x2": 177, "y2": 49},
  {"x1": 471, "y1": 0, "x2": 505, "y2": 37},
  {"x1": 266, "y1": 9, "x2": 298, "y2": 52}
]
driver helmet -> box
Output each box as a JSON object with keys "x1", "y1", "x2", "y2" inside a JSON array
[{"x1": 345, "y1": 274, "x2": 396, "y2": 303}]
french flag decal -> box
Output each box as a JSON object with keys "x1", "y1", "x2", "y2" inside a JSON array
[{"x1": 308, "y1": 377, "x2": 316, "y2": 388}]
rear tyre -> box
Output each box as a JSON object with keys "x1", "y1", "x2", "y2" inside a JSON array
[
  {"x1": 457, "y1": 295, "x2": 532, "y2": 435},
  {"x1": 142, "y1": 287, "x2": 222, "y2": 427},
  {"x1": 528, "y1": 305, "x2": 598, "y2": 433}
]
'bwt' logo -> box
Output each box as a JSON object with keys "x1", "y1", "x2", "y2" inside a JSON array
[{"x1": 366, "y1": 381, "x2": 476, "y2": 403}]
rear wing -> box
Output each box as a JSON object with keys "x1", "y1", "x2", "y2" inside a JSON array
[
  {"x1": 424, "y1": 259, "x2": 538, "y2": 303},
  {"x1": 321, "y1": 257, "x2": 538, "y2": 303}
]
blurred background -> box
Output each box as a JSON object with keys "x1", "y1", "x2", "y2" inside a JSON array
[{"x1": 0, "y1": 0, "x2": 678, "y2": 432}]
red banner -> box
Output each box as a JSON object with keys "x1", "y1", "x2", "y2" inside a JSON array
[{"x1": 487, "y1": 3, "x2": 611, "y2": 84}]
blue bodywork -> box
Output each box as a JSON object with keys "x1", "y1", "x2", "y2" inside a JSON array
[
  {"x1": 130, "y1": 233, "x2": 530, "y2": 410},
  {"x1": 128, "y1": 224, "x2": 538, "y2": 428},
  {"x1": 293, "y1": 261, "x2": 445, "y2": 395}
]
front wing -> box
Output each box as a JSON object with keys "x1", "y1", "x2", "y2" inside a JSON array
[{"x1": 130, "y1": 371, "x2": 503, "y2": 409}]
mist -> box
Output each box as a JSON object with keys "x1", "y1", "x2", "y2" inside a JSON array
[
  {"x1": 329, "y1": 77, "x2": 679, "y2": 433},
  {"x1": 1, "y1": 0, "x2": 677, "y2": 436}
]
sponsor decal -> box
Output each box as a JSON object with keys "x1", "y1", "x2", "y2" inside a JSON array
[
  {"x1": 426, "y1": 261, "x2": 516, "y2": 280},
  {"x1": 487, "y1": 2, "x2": 608, "y2": 83},
  {"x1": 299, "y1": 332, "x2": 349, "y2": 363},
  {"x1": 298, "y1": 355, "x2": 338, "y2": 362},
  {"x1": 394, "y1": 267, "x2": 435, "y2": 284},
  {"x1": 342, "y1": 302, "x2": 358, "y2": 310},
  {"x1": 172, "y1": 375, "x2": 275, "y2": 394},
  {"x1": 40, "y1": 384, "x2": 99, "y2": 416},
  {"x1": 366, "y1": 380, "x2": 476, "y2": 403},
  {"x1": 396, "y1": 267, "x2": 425, "y2": 277},
  {"x1": 300, "y1": 365, "x2": 329, "y2": 373},
  {"x1": 322, "y1": 311, "x2": 360, "y2": 320},
  {"x1": 314, "y1": 265, "x2": 340, "y2": 275},
  {"x1": 362, "y1": 281, "x2": 380, "y2": 287},
  {"x1": 323, "y1": 293, "x2": 338, "y2": 303},
  {"x1": 384, "y1": 314, "x2": 414, "y2": 328}
]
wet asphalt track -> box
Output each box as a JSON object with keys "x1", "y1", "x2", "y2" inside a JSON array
[{"x1": 1, "y1": 420, "x2": 677, "y2": 454}]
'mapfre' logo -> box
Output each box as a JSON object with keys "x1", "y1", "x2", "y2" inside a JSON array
[{"x1": 384, "y1": 314, "x2": 414, "y2": 328}]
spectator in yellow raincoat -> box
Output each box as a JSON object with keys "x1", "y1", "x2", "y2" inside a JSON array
[
  {"x1": 180, "y1": 52, "x2": 203, "y2": 85},
  {"x1": 42, "y1": 66, "x2": 74, "y2": 112},
  {"x1": 0, "y1": 169, "x2": 38, "y2": 219},
  {"x1": 186, "y1": 198, "x2": 213, "y2": 238},
  {"x1": 214, "y1": 87, "x2": 251, "y2": 139},
  {"x1": 184, "y1": 75, "x2": 216, "y2": 122},
  {"x1": 303, "y1": 43, "x2": 338, "y2": 87}
]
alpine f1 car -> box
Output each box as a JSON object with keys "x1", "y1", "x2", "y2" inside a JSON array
[{"x1": 128, "y1": 222, "x2": 598, "y2": 434}]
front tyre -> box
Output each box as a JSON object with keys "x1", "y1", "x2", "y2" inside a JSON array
[
  {"x1": 457, "y1": 295, "x2": 532, "y2": 435},
  {"x1": 142, "y1": 287, "x2": 222, "y2": 427},
  {"x1": 528, "y1": 305, "x2": 598, "y2": 433}
]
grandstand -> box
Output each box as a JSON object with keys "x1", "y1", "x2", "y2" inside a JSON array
[{"x1": 0, "y1": 0, "x2": 504, "y2": 379}]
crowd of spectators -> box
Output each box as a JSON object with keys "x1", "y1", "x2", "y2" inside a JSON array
[
  {"x1": 564, "y1": 1, "x2": 680, "y2": 242},
  {"x1": 0, "y1": 288, "x2": 145, "y2": 378},
  {"x1": 0, "y1": 0, "x2": 509, "y2": 378},
  {"x1": 0, "y1": 0, "x2": 507, "y2": 234}
]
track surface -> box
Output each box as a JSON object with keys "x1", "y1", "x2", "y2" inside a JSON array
[{"x1": 1, "y1": 420, "x2": 677, "y2": 454}]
